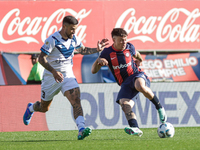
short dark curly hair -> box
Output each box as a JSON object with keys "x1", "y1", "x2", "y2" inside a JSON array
[
  {"x1": 111, "y1": 28, "x2": 128, "y2": 38},
  {"x1": 63, "y1": 16, "x2": 78, "y2": 25}
]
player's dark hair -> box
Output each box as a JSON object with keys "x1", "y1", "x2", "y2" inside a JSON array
[
  {"x1": 63, "y1": 16, "x2": 78, "y2": 25},
  {"x1": 111, "y1": 28, "x2": 128, "y2": 38}
]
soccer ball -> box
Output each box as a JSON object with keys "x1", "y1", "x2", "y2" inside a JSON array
[{"x1": 157, "y1": 122, "x2": 175, "y2": 138}]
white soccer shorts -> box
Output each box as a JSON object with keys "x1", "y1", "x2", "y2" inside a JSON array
[{"x1": 41, "y1": 73, "x2": 79, "y2": 101}]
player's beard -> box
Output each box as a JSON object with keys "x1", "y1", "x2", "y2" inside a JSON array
[{"x1": 67, "y1": 33, "x2": 73, "y2": 39}]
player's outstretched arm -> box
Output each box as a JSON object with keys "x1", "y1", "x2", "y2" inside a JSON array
[
  {"x1": 134, "y1": 51, "x2": 143, "y2": 62},
  {"x1": 76, "y1": 38, "x2": 109, "y2": 55},
  {"x1": 133, "y1": 51, "x2": 143, "y2": 67},
  {"x1": 91, "y1": 57, "x2": 108, "y2": 74},
  {"x1": 76, "y1": 46, "x2": 98, "y2": 55},
  {"x1": 91, "y1": 59, "x2": 101, "y2": 74}
]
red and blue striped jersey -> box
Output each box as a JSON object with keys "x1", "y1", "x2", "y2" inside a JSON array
[{"x1": 100, "y1": 42, "x2": 142, "y2": 85}]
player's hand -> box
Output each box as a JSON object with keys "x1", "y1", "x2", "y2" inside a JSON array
[
  {"x1": 97, "y1": 58, "x2": 108, "y2": 66},
  {"x1": 52, "y1": 70, "x2": 64, "y2": 83},
  {"x1": 134, "y1": 59, "x2": 142, "y2": 67},
  {"x1": 97, "y1": 38, "x2": 109, "y2": 52}
]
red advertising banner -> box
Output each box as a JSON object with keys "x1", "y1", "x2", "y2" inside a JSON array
[
  {"x1": 105, "y1": 1, "x2": 200, "y2": 51},
  {"x1": 0, "y1": 85, "x2": 48, "y2": 132},
  {"x1": 0, "y1": 1, "x2": 104, "y2": 53},
  {"x1": 140, "y1": 53, "x2": 200, "y2": 82},
  {"x1": 0, "y1": 1, "x2": 199, "y2": 53}
]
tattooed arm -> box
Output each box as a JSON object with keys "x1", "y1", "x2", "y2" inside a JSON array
[
  {"x1": 39, "y1": 52, "x2": 64, "y2": 83},
  {"x1": 76, "y1": 46, "x2": 99, "y2": 55},
  {"x1": 76, "y1": 38, "x2": 109, "y2": 55}
]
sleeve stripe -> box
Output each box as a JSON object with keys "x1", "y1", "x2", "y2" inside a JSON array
[
  {"x1": 75, "y1": 43, "x2": 83, "y2": 49},
  {"x1": 40, "y1": 48, "x2": 50, "y2": 55}
]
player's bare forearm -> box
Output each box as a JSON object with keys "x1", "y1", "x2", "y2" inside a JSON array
[
  {"x1": 39, "y1": 52, "x2": 55, "y2": 73},
  {"x1": 76, "y1": 46, "x2": 99, "y2": 55},
  {"x1": 91, "y1": 59, "x2": 102, "y2": 74},
  {"x1": 39, "y1": 52, "x2": 64, "y2": 83},
  {"x1": 76, "y1": 38, "x2": 109, "y2": 55},
  {"x1": 134, "y1": 51, "x2": 143, "y2": 62}
]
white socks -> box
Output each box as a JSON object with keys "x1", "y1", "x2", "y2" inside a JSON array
[
  {"x1": 76, "y1": 116, "x2": 85, "y2": 132},
  {"x1": 29, "y1": 103, "x2": 34, "y2": 112}
]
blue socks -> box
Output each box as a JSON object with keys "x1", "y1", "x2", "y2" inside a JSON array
[
  {"x1": 151, "y1": 95, "x2": 162, "y2": 110},
  {"x1": 128, "y1": 119, "x2": 139, "y2": 128}
]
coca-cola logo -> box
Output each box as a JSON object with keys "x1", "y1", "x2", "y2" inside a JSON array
[
  {"x1": 115, "y1": 8, "x2": 200, "y2": 43},
  {"x1": 0, "y1": 8, "x2": 91, "y2": 44}
]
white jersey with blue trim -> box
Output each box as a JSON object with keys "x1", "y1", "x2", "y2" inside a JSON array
[{"x1": 40, "y1": 31, "x2": 83, "y2": 77}]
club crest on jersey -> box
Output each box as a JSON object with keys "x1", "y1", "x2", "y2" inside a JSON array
[{"x1": 125, "y1": 53, "x2": 129, "y2": 57}]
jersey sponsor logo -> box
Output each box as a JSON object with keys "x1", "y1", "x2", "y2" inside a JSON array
[
  {"x1": 55, "y1": 59, "x2": 68, "y2": 64},
  {"x1": 112, "y1": 62, "x2": 131, "y2": 70}
]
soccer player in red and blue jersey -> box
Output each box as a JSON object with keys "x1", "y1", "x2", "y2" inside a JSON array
[{"x1": 91, "y1": 28, "x2": 167, "y2": 137}]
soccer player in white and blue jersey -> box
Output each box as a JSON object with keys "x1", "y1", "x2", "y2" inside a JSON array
[{"x1": 23, "y1": 16, "x2": 109, "y2": 140}]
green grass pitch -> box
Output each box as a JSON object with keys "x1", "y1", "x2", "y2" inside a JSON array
[{"x1": 0, "y1": 127, "x2": 200, "y2": 150}]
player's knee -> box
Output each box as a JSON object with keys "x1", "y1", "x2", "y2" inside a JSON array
[
  {"x1": 135, "y1": 84, "x2": 143, "y2": 91},
  {"x1": 136, "y1": 85, "x2": 149, "y2": 94},
  {"x1": 135, "y1": 78, "x2": 148, "y2": 93},
  {"x1": 120, "y1": 100, "x2": 134, "y2": 113},
  {"x1": 121, "y1": 105, "x2": 131, "y2": 113}
]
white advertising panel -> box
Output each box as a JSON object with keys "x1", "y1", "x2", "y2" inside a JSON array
[{"x1": 46, "y1": 82, "x2": 200, "y2": 130}]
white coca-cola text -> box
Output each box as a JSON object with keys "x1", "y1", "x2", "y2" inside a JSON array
[
  {"x1": 116, "y1": 8, "x2": 200, "y2": 43},
  {"x1": 0, "y1": 8, "x2": 91, "y2": 44}
]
